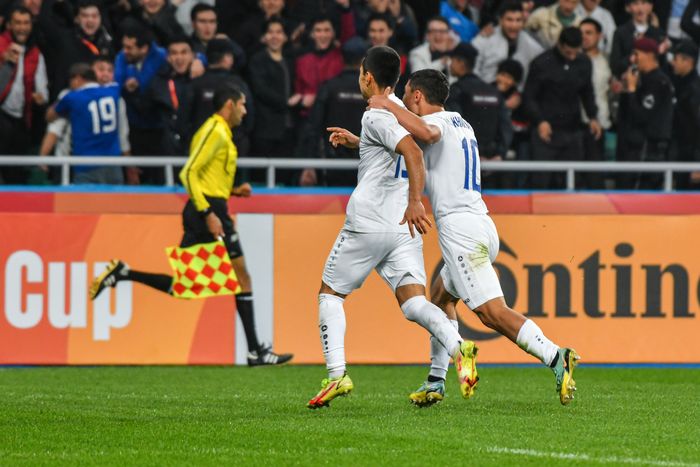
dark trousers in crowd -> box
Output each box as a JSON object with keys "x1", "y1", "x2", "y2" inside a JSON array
[
  {"x1": 530, "y1": 128, "x2": 584, "y2": 189},
  {"x1": 480, "y1": 154, "x2": 508, "y2": 189},
  {"x1": 252, "y1": 130, "x2": 298, "y2": 186},
  {"x1": 0, "y1": 110, "x2": 31, "y2": 184},
  {"x1": 130, "y1": 127, "x2": 167, "y2": 185},
  {"x1": 579, "y1": 128, "x2": 605, "y2": 190},
  {"x1": 616, "y1": 138, "x2": 668, "y2": 190},
  {"x1": 669, "y1": 141, "x2": 700, "y2": 190}
]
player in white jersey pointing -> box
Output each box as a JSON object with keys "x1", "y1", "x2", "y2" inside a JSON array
[
  {"x1": 307, "y1": 47, "x2": 478, "y2": 409},
  {"x1": 368, "y1": 69, "x2": 580, "y2": 406}
]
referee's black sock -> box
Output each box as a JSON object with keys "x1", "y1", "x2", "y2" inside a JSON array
[
  {"x1": 125, "y1": 270, "x2": 173, "y2": 294},
  {"x1": 236, "y1": 292, "x2": 261, "y2": 352}
]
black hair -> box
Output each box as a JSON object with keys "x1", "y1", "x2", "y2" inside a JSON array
[
  {"x1": 407, "y1": 69, "x2": 450, "y2": 105},
  {"x1": 361, "y1": 46, "x2": 401, "y2": 89},
  {"x1": 558, "y1": 26, "x2": 583, "y2": 48},
  {"x1": 167, "y1": 34, "x2": 193, "y2": 49},
  {"x1": 496, "y1": 58, "x2": 524, "y2": 83},
  {"x1": 367, "y1": 12, "x2": 395, "y2": 30},
  {"x1": 311, "y1": 15, "x2": 335, "y2": 29},
  {"x1": 426, "y1": 16, "x2": 450, "y2": 30},
  {"x1": 580, "y1": 18, "x2": 603, "y2": 33},
  {"x1": 498, "y1": 1, "x2": 523, "y2": 17},
  {"x1": 7, "y1": 5, "x2": 32, "y2": 21},
  {"x1": 206, "y1": 38, "x2": 235, "y2": 65},
  {"x1": 69, "y1": 62, "x2": 97, "y2": 81},
  {"x1": 262, "y1": 17, "x2": 286, "y2": 35},
  {"x1": 122, "y1": 24, "x2": 153, "y2": 48},
  {"x1": 191, "y1": 3, "x2": 216, "y2": 22},
  {"x1": 76, "y1": 0, "x2": 101, "y2": 12},
  {"x1": 213, "y1": 84, "x2": 243, "y2": 111}
]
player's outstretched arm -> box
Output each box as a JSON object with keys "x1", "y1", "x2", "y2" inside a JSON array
[
  {"x1": 327, "y1": 127, "x2": 360, "y2": 149},
  {"x1": 367, "y1": 94, "x2": 441, "y2": 144},
  {"x1": 396, "y1": 135, "x2": 432, "y2": 238}
]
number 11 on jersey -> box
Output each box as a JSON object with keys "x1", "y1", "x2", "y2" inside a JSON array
[{"x1": 462, "y1": 138, "x2": 481, "y2": 192}]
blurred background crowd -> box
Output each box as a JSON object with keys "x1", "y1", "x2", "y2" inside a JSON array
[{"x1": 0, "y1": 0, "x2": 698, "y2": 189}]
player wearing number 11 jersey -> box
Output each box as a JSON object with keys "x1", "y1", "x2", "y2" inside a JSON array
[
  {"x1": 368, "y1": 69, "x2": 580, "y2": 406},
  {"x1": 307, "y1": 47, "x2": 477, "y2": 409}
]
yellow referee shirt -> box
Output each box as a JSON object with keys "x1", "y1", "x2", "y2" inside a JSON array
[{"x1": 179, "y1": 114, "x2": 238, "y2": 211}]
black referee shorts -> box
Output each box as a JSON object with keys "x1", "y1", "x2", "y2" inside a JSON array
[{"x1": 180, "y1": 197, "x2": 244, "y2": 259}]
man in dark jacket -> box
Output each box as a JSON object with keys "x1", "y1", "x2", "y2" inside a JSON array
[
  {"x1": 114, "y1": 25, "x2": 167, "y2": 184},
  {"x1": 37, "y1": 0, "x2": 113, "y2": 100},
  {"x1": 189, "y1": 38, "x2": 254, "y2": 157},
  {"x1": 120, "y1": 0, "x2": 185, "y2": 47},
  {"x1": 523, "y1": 27, "x2": 601, "y2": 189},
  {"x1": 446, "y1": 42, "x2": 513, "y2": 189},
  {"x1": 189, "y1": 3, "x2": 246, "y2": 71},
  {"x1": 248, "y1": 18, "x2": 294, "y2": 159},
  {"x1": 617, "y1": 37, "x2": 674, "y2": 189},
  {"x1": 670, "y1": 41, "x2": 699, "y2": 189},
  {"x1": 298, "y1": 36, "x2": 367, "y2": 187},
  {"x1": 146, "y1": 36, "x2": 194, "y2": 158},
  {"x1": 609, "y1": 0, "x2": 665, "y2": 78}
]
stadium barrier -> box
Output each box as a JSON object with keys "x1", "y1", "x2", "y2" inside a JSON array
[
  {"x1": 2, "y1": 156, "x2": 700, "y2": 191},
  {"x1": 1, "y1": 191, "x2": 699, "y2": 365}
]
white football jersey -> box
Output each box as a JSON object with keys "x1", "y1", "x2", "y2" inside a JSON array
[
  {"x1": 421, "y1": 111, "x2": 488, "y2": 219},
  {"x1": 343, "y1": 95, "x2": 412, "y2": 233}
]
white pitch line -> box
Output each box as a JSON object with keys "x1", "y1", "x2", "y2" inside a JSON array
[{"x1": 486, "y1": 446, "x2": 700, "y2": 467}]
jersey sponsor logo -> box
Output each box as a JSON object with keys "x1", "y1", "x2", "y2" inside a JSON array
[{"x1": 2, "y1": 251, "x2": 132, "y2": 341}]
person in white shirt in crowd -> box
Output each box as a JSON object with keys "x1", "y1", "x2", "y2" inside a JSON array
[
  {"x1": 409, "y1": 16, "x2": 458, "y2": 83},
  {"x1": 576, "y1": 0, "x2": 616, "y2": 55},
  {"x1": 580, "y1": 18, "x2": 611, "y2": 189},
  {"x1": 472, "y1": 1, "x2": 543, "y2": 85}
]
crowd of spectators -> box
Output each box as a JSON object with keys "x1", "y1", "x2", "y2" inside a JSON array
[{"x1": 0, "y1": 0, "x2": 698, "y2": 189}]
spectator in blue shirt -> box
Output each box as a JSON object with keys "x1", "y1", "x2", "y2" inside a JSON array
[
  {"x1": 440, "y1": 0, "x2": 479, "y2": 42},
  {"x1": 114, "y1": 25, "x2": 167, "y2": 184},
  {"x1": 47, "y1": 63, "x2": 127, "y2": 184}
]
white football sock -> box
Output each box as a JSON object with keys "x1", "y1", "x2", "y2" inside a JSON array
[
  {"x1": 516, "y1": 319, "x2": 559, "y2": 366},
  {"x1": 429, "y1": 319, "x2": 459, "y2": 380},
  {"x1": 401, "y1": 296, "x2": 462, "y2": 356},
  {"x1": 318, "y1": 293, "x2": 346, "y2": 379}
]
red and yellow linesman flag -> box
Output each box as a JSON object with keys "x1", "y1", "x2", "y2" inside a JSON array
[{"x1": 166, "y1": 240, "x2": 241, "y2": 299}]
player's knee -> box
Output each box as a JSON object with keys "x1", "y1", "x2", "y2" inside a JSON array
[{"x1": 400, "y1": 295, "x2": 427, "y2": 322}]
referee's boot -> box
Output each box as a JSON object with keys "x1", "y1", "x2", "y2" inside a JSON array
[
  {"x1": 247, "y1": 344, "x2": 293, "y2": 366},
  {"x1": 90, "y1": 260, "x2": 129, "y2": 300}
]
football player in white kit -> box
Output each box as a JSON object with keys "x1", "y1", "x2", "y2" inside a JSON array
[
  {"x1": 307, "y1": 47, "x2": 479, "y2": 409},
  {"x1": 368, "y1": 69, "x2": 580, "y2": 406}
]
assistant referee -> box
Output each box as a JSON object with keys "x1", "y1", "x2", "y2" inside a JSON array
[{"x1": 90, "y1": 84, "x2": 292, "y2": 366}]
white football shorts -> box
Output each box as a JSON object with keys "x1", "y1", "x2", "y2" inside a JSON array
[
  {"x1": 437, "y1": 212, "x2": 504, "y2": 309},
  {"x1": 322, "y1": 229, "x2": 426, "y2": 295}
]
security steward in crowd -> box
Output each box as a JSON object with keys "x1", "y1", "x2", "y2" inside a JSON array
[
  {"x1": 617, "y1": 37, "x2": 674, "y2": 190},
  {"x1": 446, "y1": 42, "x2": 512, "y2": 188},
  {"x1": 670, "y1": 40, "x2": 700, "y2": 190}
]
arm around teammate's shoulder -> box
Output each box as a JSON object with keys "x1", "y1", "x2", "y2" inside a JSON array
[{"x1": 367, "y1": 94, "x2": 441, "y2": 144}]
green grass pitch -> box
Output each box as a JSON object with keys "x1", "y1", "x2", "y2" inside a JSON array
[{"x1": 1, "y1": 365, "x2": 699, "y2": 466}]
